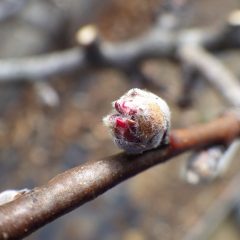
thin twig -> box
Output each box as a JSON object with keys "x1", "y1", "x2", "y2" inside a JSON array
[{"x1": 0, "y1": 113, "x2": 239, "y2": 240}]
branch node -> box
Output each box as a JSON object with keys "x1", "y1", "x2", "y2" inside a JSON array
[
  {"x1": 76, "y1": 25, "x2": 99, "y2": 47},
  {"x1": 76, "y1": 25, "x2": 104, "y2": 66}
]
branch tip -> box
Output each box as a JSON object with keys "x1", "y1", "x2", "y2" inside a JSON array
[
  {"x1": 228, "y1": 10, "x2": 240, "y2": 27},
  {"x1": 76, "y1": 25, "x2": 99, "y2": 46}
]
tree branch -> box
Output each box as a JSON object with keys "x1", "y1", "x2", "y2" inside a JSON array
[
  {"x1": 0, "y1": 113, "x2": 240, "y2": 240},
  {"x1": 0, "y1": 48, "x2": 86, "y2": 81},
  {"x1": 178, "y1": 45, "x2": 240, "y2": 107},
  {"x1": 178, "y1": 42, "x2": 240, "y2": 183},
  {"x1": 0, "y1": 13, "x2": 240, "y2": 82}
]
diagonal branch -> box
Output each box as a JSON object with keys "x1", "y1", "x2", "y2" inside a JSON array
[
  {"x1": 178, "y1": 43, "x2": 240, "y2": 183},
  {"x1": 178, "y1": 44, "x2": 240, "y2": 107},
  {"x1": 0, "y1": 113, "x2": 240, "y2": 240}
]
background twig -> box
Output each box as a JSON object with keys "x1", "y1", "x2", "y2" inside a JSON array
[
  {"x1": 178, "y1": 45, "x2": 240, "y2": 107},
  {"x1": 0, "y1": 14, "x2": 240, "y2": 82}
]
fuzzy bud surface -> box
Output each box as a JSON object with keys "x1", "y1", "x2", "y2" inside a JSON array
[{"x1": 103, "y1": 88, "x2": 170, "y2": 154}]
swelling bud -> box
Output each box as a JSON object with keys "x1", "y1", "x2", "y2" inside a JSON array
[{"x1": 103, "y1": 88, "x2": 170, "y2": 154}]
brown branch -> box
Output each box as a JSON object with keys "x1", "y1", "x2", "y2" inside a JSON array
[{"x1": 0, "y1": 113, "x2": 240, "y2": 240}]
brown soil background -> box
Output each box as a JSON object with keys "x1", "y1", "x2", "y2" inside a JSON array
[{"x1": 0, "y1": 0, "x2": 240, "y2": 239}]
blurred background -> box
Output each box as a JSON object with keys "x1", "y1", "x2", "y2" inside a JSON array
[{"x1": 0, "y1": 0, "x2": 240, "y2": 239}]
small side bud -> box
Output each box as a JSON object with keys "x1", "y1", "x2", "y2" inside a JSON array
[
  {"x1": 0, "y1": 188, "x2": 30, "y2": 206},
  {"x1": 183, "y1": 147, "x2": 224, "y2": 184},
  {"x1": 103, "y1": 88, "x2": 171, "y2": 154},
  {"x1": 182, "y1": 140, "x2": 240, "y2": 184}
]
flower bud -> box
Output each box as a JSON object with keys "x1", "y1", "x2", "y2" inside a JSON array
[{"x1": 103, "y1": 88, "x2": 170, "y2": 154}]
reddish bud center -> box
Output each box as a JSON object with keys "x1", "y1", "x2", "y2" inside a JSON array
[
  {"x1": 115, "y1": 100, "x2": 137, "y2": 115},
  {"x1": 116, "y1": 118, "x2": 128, "y2": 129}
]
